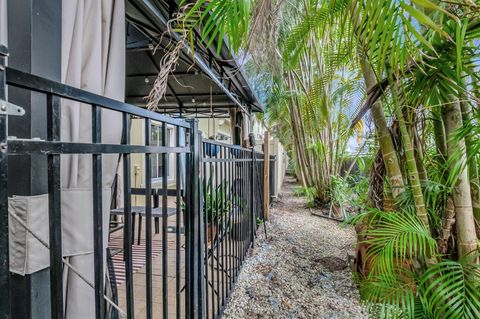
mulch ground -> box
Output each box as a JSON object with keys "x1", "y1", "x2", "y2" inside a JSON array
[{"x1": 222, "y1": 176, "x2": 365, "y2": 319}]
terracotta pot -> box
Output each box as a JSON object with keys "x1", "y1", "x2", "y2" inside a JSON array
[
  {"x1": 207, "y1": 224, "x2": 217, "y2": 243},
  {"x1": 231, "y1": 217, "x2": 250, "y2": 241}
]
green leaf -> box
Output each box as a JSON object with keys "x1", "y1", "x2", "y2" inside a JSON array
[
  {"x1": 400, "y1": 3, "x2": 446, "y2": 37},
  {"x1": 420, "y1": 255, "x2": 480, "y2": 319}
]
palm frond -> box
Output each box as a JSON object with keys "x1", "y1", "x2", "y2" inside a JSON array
[
  {"x1": 420, "y1": 254, "x2": 480, "y2": 319},
  {"x1": 360, "y1": 270, "x2": 422, "y2": 318},
  {"x1": 353, "y1": 209, "x2": 438, "y2": 275}
]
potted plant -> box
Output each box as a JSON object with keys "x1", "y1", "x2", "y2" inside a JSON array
[
  {"x1": 230, "y1": 187, "x2": 249, "y2": 242},
  {"x1": 204, "y1": 141, "x2": 220, "y2": 157},
  {"x1": 328, "y1": 176, "x2": 351, "y2": 220},
  {"x1": 204, "y1": 181, "x2": 233, "y2": 243}
]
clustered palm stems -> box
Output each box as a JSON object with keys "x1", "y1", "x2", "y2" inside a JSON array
[{"x1": 165, "y1": 0, "x2": 480, "y2": 317}]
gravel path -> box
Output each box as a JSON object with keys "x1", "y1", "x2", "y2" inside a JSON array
[{"x1": 223, "y1": 176, "x2": 365, "y2": 319}]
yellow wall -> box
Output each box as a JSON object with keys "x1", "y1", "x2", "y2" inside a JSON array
[
  {"x1": 130, "y1": 118, "x2": 177, "y2": 206},
  {"x1": 198, "y1": 118, "x2": 231, "y2": 142},
  {"x1": 269, "y1": 138, "x2": 288, "y2": 197},
  {"x1": 128, "y1": 116, "x2": 287, "y2": 203}
]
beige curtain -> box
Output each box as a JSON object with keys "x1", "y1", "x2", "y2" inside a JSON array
[
  {"x1": 0, "y1": 0, "x2": 6, "y2": 47},
  {"x1": 61, "y1": 0, "x2": 124, "y2": 318},
  {"x1": 1, "y1": 0, "x2": 125, "y2": 316}
]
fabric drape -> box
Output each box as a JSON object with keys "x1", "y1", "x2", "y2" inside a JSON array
[
  {"x1": 0, "y1": 0, "x2": 6, "y2": 47},
  {"x1": 61, "y1": 0, "x2": 124, "y2": 317},
  {"x1": 2, "y1": 0, "x2": 125, "y2": 316}
]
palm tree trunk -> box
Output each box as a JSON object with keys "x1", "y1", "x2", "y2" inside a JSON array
[
  {"x1": 444, "y1": 97, "x2": 479, "y2": 258},
  {"x1": 360, "y1": 58, "x2": 405, "y2": 199},
  {"x1": 390, "y1": 79, "x2": 431, "y2": 233},
  {"x1": 432, "y1": 111, "x2": 447, "y2": 161},
  {"x1": 414, "y1": 128, "x2": 428, "y2": 182},
  {"x1": 285, "y1": 73, "x2": 312, "y2": 188},
  {"x1": 292, "y1": 145, "x2": 307, "y2": 187},
  {"x1": 350, "y1": 1, "x2": 404, "y2": 201},
  {"x1": 459, "y1": 100, "x2": 480, "y2": 234}
]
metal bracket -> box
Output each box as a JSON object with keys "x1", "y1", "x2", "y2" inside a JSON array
[{"x1": 0, "y1": 100, "x2": 25, "y2": 116}]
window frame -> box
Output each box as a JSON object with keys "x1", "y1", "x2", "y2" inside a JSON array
[{"x1": 150, "y1": 122, "x2": 174, "y2": 183}]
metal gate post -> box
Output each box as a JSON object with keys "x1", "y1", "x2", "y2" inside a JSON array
[
  {"x1": 250, "y1": 150, "x2": 255, "y2": 247},
  {"x1": 0, "y1": 45, "x2": 10, "y2": 319},
  {"x1": 185, "y1": 119, "x2": 205, "y2": 318}
]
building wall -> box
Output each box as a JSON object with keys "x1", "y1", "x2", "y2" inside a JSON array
[
  {"x1": 129, "y1": 116, "x2": 287, "y2": 203},
  {"x1": 130, "y1": 118, "x2": 177, "y2": 206},
  {"x1": 269, "y1": 138, "x2": 288, "y2": 197},
  {"x1": 198, "y1": 117, "x2": 232, "y2": 142}
]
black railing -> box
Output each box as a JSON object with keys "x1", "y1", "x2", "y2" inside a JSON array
[
  {"x1": 201, "y1": 139, "x2": 264, "y2": 318},
  {"x1": 0, "y1": 50, "x2": 199, "y2": 318},
  {"x1": 0, "y1": 46, "x2": 267, "y2": 319}
]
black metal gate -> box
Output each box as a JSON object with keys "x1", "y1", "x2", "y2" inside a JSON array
[{"x1": 0, "y1": 46, "x2": 264, "y2": 319}]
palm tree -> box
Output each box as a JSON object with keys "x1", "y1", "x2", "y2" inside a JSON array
[{"x1": 156, "y1": 0, "x2": 480, "y2": 315}]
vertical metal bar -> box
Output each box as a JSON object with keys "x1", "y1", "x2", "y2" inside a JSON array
[
  {"x1": 242, "y1": 151, "x2": 246, "y2": 259},
  {"x1": 238, "y1": 151, "x2": 242, "y2": 268},
  {"x1": 154, "y1": 190, "x2": 159, "y2": 233},
  {"x1": 92, "y1": 104, "x2": 104, "y2": 319},
  {"x1": 220, "y1": 147, "x2": 225, "y2": 307},
  {"x1": 47, "y1": 93, "x2": 63, "y2": 319},
  {"x1": 209, "y1": 147, "x2": 214, "y2": 318},
  {"x1": 144, "y1": 118, "x2": 153, "y2": 319},
  {"x1": 122, "y1": 113, "x2": 134, "y2": 318},
  {"x1": 239, "y1": 151, "x2": 243, "y2": 272},
  {"x1": 0, "y1": 46, "x2": 10, "y2": 319},
  {"x1": 240, "y1": 151, "x2": 245, "y2": 264},
  {"x1": 230, "y1": 151, "x2": 234, "y2": 288},
  {"x1": 243, "y1": 151, "x2": 247, "y2": 259},
  {"x1": 233, "y1": 152, "x2": 238, "y2": 280},
  {"x1": 251, "y1": 150, "x2": 255, "y2": 247},
  {"x1": 228, "y1": 149, "x2": 233, "y2": 291},
  {"x1": 214, "y1": 148, "x2": 220, "y2": 315},
  {"x1": 245, "y1": 150, "x2": 248, "y2": 258},
  {"x1": 224, "y1": 147, "x2": 228, "y2": 307},
  {"x1": 197, "y1": 132, "x2": 205, "y2": 319},
  {"x1": 202, "y1": 143, "x2": 209, "y2": 319},
  {"x1": 224, "y1": 147, "x2": 228, "y2": 298},
  {"x1": 224, "y1": 147, "x2": 229, "y2": 295},
  {"x1": 220, "y1": 146, "x2": 228, "y2": 307},
  {"x1": 161, "y1": 123, "x2": 168, "y2": 319},
  {"x1": 185, "y1": 119, "x2": 203, "y2": 318},
  {"x1": 175, "y1": 126, "x2": 181, "y2": 319}
]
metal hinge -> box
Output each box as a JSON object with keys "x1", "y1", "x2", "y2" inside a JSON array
[{"x1": 0, "y1": 100, "x2": 25, "y2": 116}]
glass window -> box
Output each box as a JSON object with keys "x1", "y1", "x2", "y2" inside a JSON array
[{"x1": 151, "y1": 124, "x2": 171, "y2": 179}]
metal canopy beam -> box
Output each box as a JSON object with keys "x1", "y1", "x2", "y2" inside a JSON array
[
  {"x1": 127, "y1": 71, "x2": 201, "y2": 77},
  {"x1": 135, "y1": 0, "x2": 250, "y2": 115},
  {"x1": 127, "y1": 93, "x2": 227, "y2": 98}
]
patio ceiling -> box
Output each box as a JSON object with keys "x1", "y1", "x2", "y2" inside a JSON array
[{"x1": 125, "y1": 0, "x2": 263, "y2": 117}]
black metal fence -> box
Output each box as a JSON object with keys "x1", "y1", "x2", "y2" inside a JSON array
[
  {"x1": 0, "y1": 46, "x2": 266, "y2": 319},
  {"x1": 201, "y1": 139, "x2": 265, "y2": 318}
]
